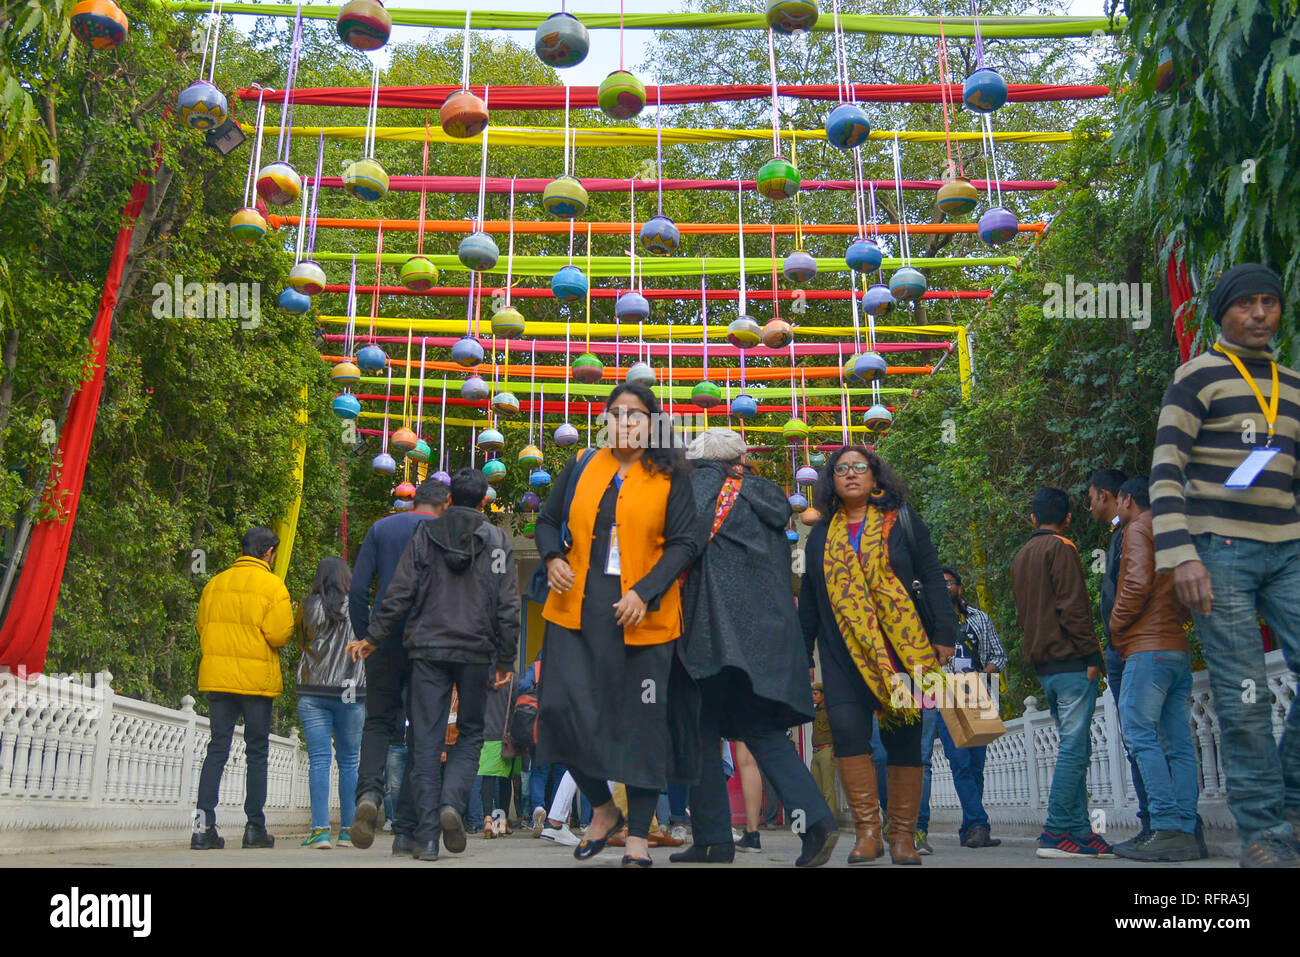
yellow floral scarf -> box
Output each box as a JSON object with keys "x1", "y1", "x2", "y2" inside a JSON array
[{"x1": 823, "y1": 506, "x2": 939, "y2": 727}]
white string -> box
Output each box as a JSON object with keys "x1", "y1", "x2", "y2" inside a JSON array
[
  {"x1": 205, "y1": 3, "x2": 223, "y2": 84},
  {"x1": 475, "y1": 86, "x2": 491, "y2": 227},
  {"x1": 242, "y1": 93, "x2": 266, "y2": 207},
  {"x1": 563, "y1": 84, "x2": 571, "y2": 177},
  {"x1": 891, "y1": 133, "x2": 911, "y2": 263},
  {"x1": 505, "y1": 177, "x2": 515, "y2": 305},
  {"x1": 767, "y1": 29, "x2": 781, "y2": 156},
  {"x1": 982, "y1": 113, "x2": 1005, "y2": 206},
  {"x1": 460, "y1": 9, "x2": 473, "y2": 90},
  {"x1": 736, "y1": 181, "x2": 747, "y2": 314}
]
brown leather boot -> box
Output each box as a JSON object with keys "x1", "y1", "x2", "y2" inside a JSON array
[
  {"x1": 835, "y1": 755, "x2": 884, "y2": 864},
  {"x1": 886, "y1": 766, "x2": 923, "y2": 865}
]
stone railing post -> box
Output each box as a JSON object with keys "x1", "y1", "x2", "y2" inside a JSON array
[
  {"x1": 178, "y1": 695, "x2": 198, "y2": 814},
  {"x1": 87, "y1": 672, "x2": 114, "y2": 807},
  {"x1": 1022, "y1": 695, "x2": 1040, "y2": 812},
  {"x1": 288, "y1": 727, "x2": 301, "y2": 810},
  {"x1": 1102, "y1": 684, "x2": 1127, "y2": 812}
]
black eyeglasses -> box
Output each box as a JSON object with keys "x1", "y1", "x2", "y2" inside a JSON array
[
  {"x1": 605, "y1": 408, "x2": 649, "y2": 423},
  {"x1": 832, "y1": 462, "x2": 871, "y2": 476}
]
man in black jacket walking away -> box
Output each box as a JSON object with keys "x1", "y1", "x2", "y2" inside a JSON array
[{"x1": 361, "y1": 468, "x2": 520, "y2": 861}]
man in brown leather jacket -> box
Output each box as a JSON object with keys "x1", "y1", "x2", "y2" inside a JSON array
[{"x1": 1109, "y1": 475, "x2": 1200, "y2": 862}]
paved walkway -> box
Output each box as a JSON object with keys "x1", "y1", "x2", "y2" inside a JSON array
[{"x1": 0, "y1": 827, "x2": 1238, "y2": 868}]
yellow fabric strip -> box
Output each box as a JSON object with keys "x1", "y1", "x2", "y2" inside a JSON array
[{"x1": 271, "y1": 385, "x2": 308, "y2": 580}]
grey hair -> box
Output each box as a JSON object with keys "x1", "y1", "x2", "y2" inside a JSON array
[{"x1": 686, "y1": 427, "x2": 747, "y2": 462}]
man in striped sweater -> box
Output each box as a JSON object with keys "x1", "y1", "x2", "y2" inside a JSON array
[{"x1": 1150, "y1": 262, "x2": 1300, "y2": 868}]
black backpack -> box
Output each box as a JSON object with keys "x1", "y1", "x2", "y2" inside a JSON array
[{"x1": 503, "y1": 659, "x2": 542, "y2": 756}]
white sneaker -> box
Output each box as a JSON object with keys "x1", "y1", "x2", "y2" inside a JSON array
[
  {"x1": 531, "y1": 807, "x2": 547, "y2": 838},
  {"x1": 541, "y1": 824, "x2": 581, "y2": 847},
  {"x1": 382, "y1": 820, "x2": 393, "y2": 833},
  {"x1": 731, "y1": 828, "x2": 743, "y2": 842},
  {"x1": 670, "y1": 824, "x2": 690, "y2": 844}
]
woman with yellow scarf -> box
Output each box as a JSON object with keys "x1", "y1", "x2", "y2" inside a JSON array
[{"x1": 798, "y1": 446, "x2": 956, "y2": 864}]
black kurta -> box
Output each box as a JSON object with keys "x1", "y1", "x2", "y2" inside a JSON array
[
  {"x1": 680, "y1": 461, "x2": 813, "y2": 738},
  {"x1": 534, "y1": 455, "x2": 700, "y2": 790}
]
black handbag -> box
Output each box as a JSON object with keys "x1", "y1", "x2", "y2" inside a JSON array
[
  {"x1": 526, "y1": 448, "x2": 597, "y2": 605},
  {"x1": 896, "y1": 504, "x2": 938, "y2": 641}
]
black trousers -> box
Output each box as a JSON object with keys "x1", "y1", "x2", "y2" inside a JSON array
[
  {"x1": 568, "y1": 769, "x2": 659, "y2": 840},
  {"x1": 689, "y1": 692, "x2": 832, "y2": 847},
  {"x1": 356, "y1": 642, "x2": 419, "y2": 834},
  {"x1": 408, "y1": 659, "x2": 489, "y2": 843},
  {"x1": 196, "y1": 692, "x2": 273, "y2": 828},
  {"x1": 826, "y1": 700, "x2": 923, "y2": 765}
]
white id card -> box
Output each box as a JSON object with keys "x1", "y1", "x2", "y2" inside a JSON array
[
  {"x1": 953, "y1": 656, "x2": 973, "y2": 672},
  {"x1": 1225, "y1": 447, "x2": 1281, "y2": 489},
  {"x1": 605, "y1": 524, "x2": 622, "y2": 575}
]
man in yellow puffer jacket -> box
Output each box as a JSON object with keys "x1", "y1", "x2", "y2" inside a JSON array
[{"x1": 191, "y1": 527, "x2": 295, "y2": 851}]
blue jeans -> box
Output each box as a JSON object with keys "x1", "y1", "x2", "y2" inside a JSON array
[
  {"x1": 1192, "y1": 532, "x2": 1300, "y2": 843},
  {"x1": 384, "y1": 745, "x2": 408, "y2": 822},
  {"x1": 1118, "y1": 650, "x2": 1198, "y2": 833},
  {"x1": 1105, "y1": 645, "x2": 1150, "y2": 828},
  {"x1": 1039, "y1": 671, "x2": 1098, "y2": 838},
  {"x1": 919, "y1": 706, "x2": 991, "y2": 839},
  {"x1": 298, "y1": 695, "x2": 365, "y2": 830}
]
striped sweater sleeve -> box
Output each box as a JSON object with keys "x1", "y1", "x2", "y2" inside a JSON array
[{"x1": 1150, "y1": 368, "x2": 1207, "y2": 572}]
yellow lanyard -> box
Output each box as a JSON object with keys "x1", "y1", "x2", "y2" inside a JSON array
[{"x1": 1215, "y1": 343, "x2": 1279, "y2": 443}]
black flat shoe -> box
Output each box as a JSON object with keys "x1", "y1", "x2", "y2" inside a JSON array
[
  {"x1": 414, "y1": 840, "x2": 439, "y2": 861},
  {"x1": 439, "y1": 806, "x2": 467, "y2": 854},
  {"x1": 190, "y1": 827, "x2": 224, "y2": 850},
  {"x1": 391, "y1": 834, "x2": 416, "y2": 856},
  {"x1": 622, "y1": 854, "x2": 653, "y2": 868},
  {"x1": 669, "y1": 842, "x2": 734, "y2": 864},
  {"x1": 242, "y1": 824, "x2": 275, "y2": 849},
  {"x1": 574, "y1": 810, "x2": 626, "y2": 861}
]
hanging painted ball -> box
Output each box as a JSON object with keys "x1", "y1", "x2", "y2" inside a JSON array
[
  {"x1": 861, "y1": 283, "x2": 896, "y2": 317},
  {"x1": 810, "y1": 452, "x2": 826, "y2": 468},
  {"x1": 529, "y1": 468, "x2": 552, "y2": 488},
  {"x1": 614, "y1": 291, "x2": 651, "y2": 321},
  {"x1": 393, "y1": 480, "x2": 417, "y2": 500},
  {"x1": 788, "y1": 492, "x2": 809, "y2": 513},
  {"x1": 518, "y1": 444, "x2": 543, "y2": 469},
  {"x1": 554, "y1": 422, "x2": 580, "y2": 446},
  {"x1": 551, "y1": 265, "x2": 589, "y2": 303},
  {"x1": 785, "y1": 528, "x2": 799, "y2": 543},
  {"x1": 390, "y1": 427, "x2": 418, "y2": 452},
  {"x1": 451, "y1": 336, "x2": 485, "y2": 367},
  {"x1": 492, "y1": 392, "x2": 521, "y2": 416},
  {"x1": 458, "y1": 231, "x2": 499, "y2": 271},
  {"x1": 400, "y1": 256, "x2": 439, "y2": 292},
  {"x1": 440, "y1": 89, "x2": 490, "y2": 139},
  {"x1": 762, "y1": 318, "x2": 793, "y2": 349},
  {"x1": 331, "y1": 361, "x2": 361, "y2": 386},
  {"x1": 520, "y1": 491, "x2": 541, "y2": 512},
  {"x1": 625, "y1": 362, "x2": 656, "y2": 388},
  {"x1": 392, "y1": 499, "x2": 414, "y2": 511},
  {"x1": 935, "y1": 176, "x2": 979, "y2": 218},
  {"x1": 845, "y1": 351, "x2": 888, "y2": 385},
  {"x1": 490, "y1": 305, "x2": 526, "y2": 339},
  {"x1": 864, "y1": 403, "x2": 894, "y2": 433},
  {"x1": 71, "y1": 0, "x2": 130, "y2": 49},
  {"x1": 782, "y1": 418, "x2": 810, "y2": 443},
  {"x1": 371, "y1": 452, "x2": 396, "y2": 474},
  {"x1": 692, "y1": 380, "x2": 723, "y2": 409},
  {"x1": 461, "y1": 375, "x2": 490, "y2": 401},
  {"x1": 477, "y1": 428, "x2": 505, "y2": 452},
  {"x1": 337, "y1": 0, "x2": 392, "y2": 51},
  {"x1": 726, "y1": 316, "x2": 762, "y2": 349},
  {"x1": 796, "y1": 465, "x2": 819, "y2": 486},
  {"x1": 534, "y1": 12, "x2": 590, "y2": 68},
  {"x1": 433, "y1": 470, "x2": 452, "y2": 486},
  {"x1": 229, "y1": 207, "x2": 267, "y2": 243},
  {"x1": 782, "y1": 251, "x2": 818, "y2": 283},
  {"x1": 765, "y1": 0, "x2": 819, "y2": 35},
  {"x1": 288, "y1": 260, "x2": 327, "y2": 296},
  {"x1": 409, "y1": 439, "x2": 432, "y2": 463},
  {"x1": 977, "y1": 205, "x2": 1019, "y2": 245},
  {"x1": 178, "y1": 79, "x2": 228, "y2": 131},
  {"x1": 256, "y1": 162, "x2": 302, "y2": 207},
  {"x1": 640, "y1": 215, "x2": 680, "y2": 256},
  {"x1": 1153, "y1": 48, "x2": 1175, "y2": 94},
  {"x1": 801, "y1": 507, "x2": 822, "y2": 526},
  {"x1": 356, "y1": 344, "x2": 387, "y2": 372},
  {"x1": 889, "y1": 266, "x2": 928, "y2": 302},
  {"x1": 343, "y1": 157, "x2": 389, "y2": 202},
  {"x1": 963, "y1": 67, "x2": 1009, "y2": 113},
  {"x1": 730, "y1": 394, "x2": 758, "y2": 419},
  {"x1": 571, "y1": 353, "x2": 604, "y2": 384},
  {"x1": 823, "y1": 102, "x2": 871, "y2": 150},
  {"x1": 483, "y1": 459, "x2": 507, "y2": 484},
  {"x1": 541, "y1": 175, "x2": 589, "y2": 219},
  {"x1": 279, "y1": 287, "x2": 312, "y2": 314},
  {"x1": 845, "y1": 237, "x2": 883, "y2": 272},
  {"x1": 524, "y1": 519, "x2": 537, "y2": 537},
  {"x1": 597, "y1": 70, "x2": 646, "y2": 120},
  {"x1": 484, "y1": 486, "x2": 498, "y2": 504},
  {"x1": 756, "y1": 156, "x2": 801, "y2": 201},
  {"x1": 332, "y1": 392, "x2": 361, "y2": 419}
]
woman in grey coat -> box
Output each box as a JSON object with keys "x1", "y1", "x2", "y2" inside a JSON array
[{"x1": 672, "y1": 428, "x2": 838, "y2": 867}]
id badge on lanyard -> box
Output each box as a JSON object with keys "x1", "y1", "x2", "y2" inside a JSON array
[
  {"x1": 1217, "y1": 343, "x2": 1282, "y2": 489},
  {"x1": 605, "y1": 525, "x2": 622, "y2": 576}
]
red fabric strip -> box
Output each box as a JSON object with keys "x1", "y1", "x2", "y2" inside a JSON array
[
  {"x1": 306, "y1": 176, "x2": 1058, "y2": 194},
  {"x1": 319, "y1": 286, "x2": 992, "y2": 301},
  {"x1": 322, "y1": 335, "x2": 955, "y2": 358}
]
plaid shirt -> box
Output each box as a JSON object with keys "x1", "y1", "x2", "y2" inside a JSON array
[{"x1": 949, "y1": 602, "x2": 1007, "y2": 673}]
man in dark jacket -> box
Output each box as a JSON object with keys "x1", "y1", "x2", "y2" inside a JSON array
[
  {"x1": 361, "y1": 467, "x2": 520, "y2": 861},
  {"x1": 1087, "y1": 468, "x2": 1150, "y2": 852},
  {"x1": 1010, "y1": 487, "x2": 1111, "y2": 860},
  {"x1": 346, "y1": 478, "x2": 448, "y2": 852}
]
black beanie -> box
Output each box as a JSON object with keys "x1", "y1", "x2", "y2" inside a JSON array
[{"x1": 1208, "y1": 263, "x2": 1283, "y2": 325}]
